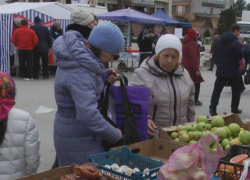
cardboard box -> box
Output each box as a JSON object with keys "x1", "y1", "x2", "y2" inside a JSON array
[
  {"x1": 16, "y1": 165, "x2": 116, "y2": 180},
  {"x1": 112, "y1": 139, "x2": 185, "y2": 162},
  {"x1": 204, "y1": 59, "x2": 211, "y2": 67},
  {"x1": 160, "y1": 113, "x2": 249, "y2": 143}
]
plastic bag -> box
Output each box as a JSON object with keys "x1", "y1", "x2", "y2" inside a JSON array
[
  {"x1": 158, "y1": 134, "x2": 224, "y2": 180},
  {"x1": 239, "y1": 159, "x2": 250, "y2": 180},
  {"x1": 35, "y1": 106, "x2": 56, "y2": 114}
]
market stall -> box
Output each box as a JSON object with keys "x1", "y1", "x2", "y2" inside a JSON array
[
  {"x1": 151, "y1": 9, "x2": 191, "y2": 27},
  {"x1": 0, "y1": 2, "x2": 73, "y2": 73}
]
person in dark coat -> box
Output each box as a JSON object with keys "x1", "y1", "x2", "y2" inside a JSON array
[
  {"x1": 209, "y1": 24, "x2": 243, "y2": 116},
  {"x1": 30, "y1": 17, "x2": 52, "y2": 79},
  {"x1": 208, "y1": 32, "x2": 220, "y2": 71},
  {"x1": 50, "y1": 22, "x2": 63, "y2": 40},
  {"x1": 238, "y1": 36, "x2": 250, "y2": 93},
  {"x1": 182, "y1": 29, "x2": 204, "y2": 106},
  {"x1": 138, "y1": 29, "x2": 153, "y2": 66}
]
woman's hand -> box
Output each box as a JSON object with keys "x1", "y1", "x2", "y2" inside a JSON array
[
  {"x1": 108, "y1": 68, "x2": 119, "y2": 84},
  {"x1": 148, "y1": 119, "x2": 157, "y2": 137},
  {"x1": 196, "y1": 71, "x2": 201, "y2": 76}
]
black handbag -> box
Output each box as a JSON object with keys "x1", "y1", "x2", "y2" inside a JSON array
[
  {"x1": 244, "y1": 69, "x2": 250, "y2": 85},
  {"x1": 98, "y1": 75, "x2": 140, "y2": 151}
]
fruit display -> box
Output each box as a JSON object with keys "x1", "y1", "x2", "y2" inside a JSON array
[
  {"x1": 170, "y1": 116, "x2": 249, "y2": 150},
  {"x1": 216, "y1": 154, "x2": 249, "y2": 179}
]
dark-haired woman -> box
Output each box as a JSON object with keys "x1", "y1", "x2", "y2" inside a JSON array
[
  {"x1": 0, "y1": 72, "x2": 40, "y2": 180},
  {"x1": 52, "y1": 20, "x2": 125, "y2": 166}
]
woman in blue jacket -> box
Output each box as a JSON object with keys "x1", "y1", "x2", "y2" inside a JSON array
[{"x1": 52, "y1": 21, "x2": 124, "y2": 166}]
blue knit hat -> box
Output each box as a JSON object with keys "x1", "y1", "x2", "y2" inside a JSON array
[{"x1": 88, "y1": 22, "x2": 125, "y2": 54}]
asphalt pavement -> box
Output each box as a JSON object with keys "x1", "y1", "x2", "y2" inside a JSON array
[{"x1": 13, "y1": 55, "x2": 250, "y2": 173}]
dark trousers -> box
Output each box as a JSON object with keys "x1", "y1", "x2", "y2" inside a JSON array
[
  {"x1": 210, "y1": 76, "x2": 241, "y2": 111},
  {"x1": 18, "y1": 50, "x2": 33, "y2": 79},
  {"x1": 195, "y1": 83, "x2": 201, "y2": 102},
  {"x1": 33, "y1": 52, "x2": 49, "y2": 78},
  {"x1": 209, "y1": 57, "x2": 215, "y2": 70},
  {"x1": 139, "y1": 53, "x2": 152, "y2": 67}
]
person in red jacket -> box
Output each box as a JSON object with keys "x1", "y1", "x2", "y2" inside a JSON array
[
  {"x1": 11, "y1": 20, "x2": 38, "y2": 80},
  {"x1": 182, "y1": 29, "x2": 204, "y2": 106}
]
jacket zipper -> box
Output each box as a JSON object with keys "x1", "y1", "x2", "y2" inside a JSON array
[
  {"x1": 170, "y1": 75, "x2": 177, "y2": 126},
  {"x1": 152, "y1": 105, "x2": 157, "y2": 122}
]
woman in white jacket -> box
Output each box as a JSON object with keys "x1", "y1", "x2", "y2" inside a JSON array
[{"x1": 0, "y1": 72, "x2": 40, "y2": 180}]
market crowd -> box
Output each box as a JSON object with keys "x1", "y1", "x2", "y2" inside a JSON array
[{"x1": 0, "y1": 9, "x2": 249, "y2": 180}]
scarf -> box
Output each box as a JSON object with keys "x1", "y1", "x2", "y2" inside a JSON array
[{"x1": 0, "y1": 72, "x2": 16, "y2": 121}]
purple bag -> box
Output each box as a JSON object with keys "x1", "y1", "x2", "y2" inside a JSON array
[{"x1": 108, "y1": 77, "x2": 150, "y2": 141}]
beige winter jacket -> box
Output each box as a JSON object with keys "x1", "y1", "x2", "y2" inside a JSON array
[{"x1": 131, "y1": 56, "x2": 195, "y2": 137}]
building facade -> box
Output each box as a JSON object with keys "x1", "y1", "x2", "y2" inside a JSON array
[
  {"x1": 9, "y1": 0, "x2": 172, "y2": 17},
  {"x1": 172, "y1": 0, "x2": 234, "y2": 28}
]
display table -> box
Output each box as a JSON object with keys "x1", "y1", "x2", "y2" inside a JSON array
[{"x1": 119, "y1": 51, "x2": 140, "y2": 72}]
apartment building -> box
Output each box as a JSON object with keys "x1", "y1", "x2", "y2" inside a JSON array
[
  {"x1": 172, "y1": 0, "x2": 234, "y2": 28},
  {"x1": 9, "y1": 0, "x2": 172, "y2": 16}
]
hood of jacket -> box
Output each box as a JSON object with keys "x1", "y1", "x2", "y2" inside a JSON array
[
  {"x1": 52, "y1": 30, "x2": 104, "y2": 75},
  {"x1": 140, "y1": 55, "x2": 184, "y2": 77},
  {"x1": 220, "y1": 32, "x2": 238, "y2": 44},
  {"x1": 182, "y1": 35, "x2": 197, "y2": 45}
]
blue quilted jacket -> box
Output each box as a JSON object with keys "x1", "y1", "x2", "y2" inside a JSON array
[{"x1": 52, "y1": 30, "x2": 120, "y2": 166}]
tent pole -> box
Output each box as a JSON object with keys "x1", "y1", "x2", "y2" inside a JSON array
[{"x1": 126, "y1": 22, "x2": 130, "y2": 49}]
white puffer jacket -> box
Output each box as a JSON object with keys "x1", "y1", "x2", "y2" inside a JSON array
[{"x1": 0, "y1": 108, "x2": 40, "y2": 180}]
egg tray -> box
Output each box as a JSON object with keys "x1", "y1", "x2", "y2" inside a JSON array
[{"x1": 88, "y1": 147, "x2": 163, "y2": 180}]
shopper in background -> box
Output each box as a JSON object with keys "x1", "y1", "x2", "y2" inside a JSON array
[
  {"x1": 208, "y1": 32, "x2": 220, "y2": 71},
  {"x1": 11, "y1": 20, "x2": 38, "y2": 81},
  {"x1": 182, "y1": 29, "x2": 204, "y2": 106},
  {"x1": 0, "y1": 72, "x2": 40, "y2": 180},
  {"x1": 137, "y1": 29, "x2": 153, "y2": 66},
  {"x1": 30, "y1": 16, "x2": 52, "y2": 79},
  {"x1": 53, "y1": 22, "x2": 124, "y2": 166},
  {"x1": 131, "y1": 34, "x2": 195, "y2": 138},
  {"x1": 66, "y1": 10, "x2": 96, "y2": 40},
  {"x1": 209, "y1": 24, "x2": 243, "y2": 116},
  {"x1": 238, "y1": 36, "x2": 249, "y2": 94},
  {"x1": 50, "y1": 22, "x2": 63, "y2": 40}
]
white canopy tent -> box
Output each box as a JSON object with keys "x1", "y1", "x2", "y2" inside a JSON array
[{"x1": 0, "y1": 2, "x2": 73, "y2": 73}]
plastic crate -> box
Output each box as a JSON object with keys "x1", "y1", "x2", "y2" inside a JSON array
[
  {"x1": 214, "y1": 145, "x2": 250, "y2": 180},
  {"x1": 88, "y1": 147, "x2": 163, "y2": 180}
]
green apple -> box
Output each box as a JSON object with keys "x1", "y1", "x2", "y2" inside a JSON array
[
  {"x1": 189, "y1": 140, "x2": 197, "y2": 144},
  {"x1": 225, "y1": 144, "x2": 231, "y2": 150},
  {"x1": 214, "y1": 128, "x2": 227, "y2": 141},
  {"x1": 197, "y1": 122, "x2": 207, "y2": 131},
  {"x1": 221, "y1": 139, "x2": 230, "y2": 148},
  {"x1": 211, "y1": 116, "x2": 225, "y2": 127},
  {"x1": 231, "y1": 138, "x2": 241, "y2": 145},
  {"x1": 211, "y1": 127, "x2": 218, "y2": 132},
  {"x1": 179, "y1": 133, "x2": 190, "y2": 143},
  {"x1": 177, "y1": 125, "x2": 186, "y2": 132},
  {"x1": 229, "y1": 137, "x2": 233, "y2": 141},
  {"x1": 240, "y1": 131, "x2": 250, "y2": 145},
  {"x1": 192, "y1": 124, "x2": 198, "y2": 131},
  {"x1": 174, "y1": 138, "x2": 179, "y2": 142},
  {"x1": 170, "y1": 132, "x2": 179, "y2": 140},
  {"x1": 185, "y1": 125, "x2": 193, "y2": 132},
  {"x1": 200, "y1": 131, "x2": 213, "y2": 138},
  {"x1": 179, "y1": 131, "x2": 188, "y2": 135},
  {"x1": 205, "y1": 124, "x2": 212, "y2": 130},
  {"x1": 196, "y1": 116, "x2": 209, "y2": 124},
  {"x1": 229, "y1": 123, "x2": 241, "y2": 138},
  {"x1": 189, "y1": 131, "x2": 200, "y2": 141},
  {"x1": 223, "y1": 126, "x2": 232, "y2": 139}
]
